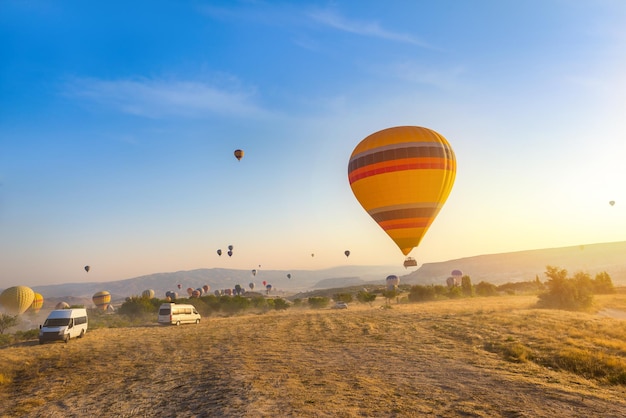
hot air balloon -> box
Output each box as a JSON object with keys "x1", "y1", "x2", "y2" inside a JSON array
[
  {"x1": 262, "y1": 280, "x2": 267, "y2": 286},
  {"x1": 55, "y1": 301, "x2": 70, "y2": 310},
  {"x1": 142, "y1": 289, "x2": 155, "y2": 299},
  {"x1": 266, "y1": 284, "x2": 272, "y2": 294},
  {"x1": 344, "y1": 250, "x2": 350, "y2": 258},
  {"x1": 177, "y1": 284, "x2": 182, "y2": 289},
  {"x1": 84, "y1": 265, "x2": 90, "y2": 273},
  {"x1": 311, "y1": 253, "x2": 315, "y2": 257},
  {"x1": 348, "y1": 126, "x2": 456, "y2": 257},
  {"x1": 165, "y1": 291, "x2": 178, "y2": 301},
  {"x1": 203, "y1": 285, "x2": 210, "y2": 294},
  {"x1": 234, "y1": 149, "x2": 244, "y2": 161},
  {"x1": 0, "y1": 286, "x2": 35, "y2": 314},
  {"x1": 192, "y1": 289, "x2": 202, "y2": 298},
  {"x1": 386, "y1": 275, "x2": 400, "y2": 290},
  {"x1": 29, "y1": 293, "x2": 44, "y2": 313},
  {"x1": 217, "y1": 249, "x2": 222, "y2": 256},
  {"x1": 228, "y1": 245, "x2": 234, "y2": 251},
  {"x1": 92, "y1": 291, "x2": 111, "y2": 311},
  {"x1": 249, "y1": 282, "x2": 255, "y2": 290},
  {"x1": 610, "y1": 200, "x2": 615, "y2": 206},
  {"x1": 186, "y1": 287, "x2": 194, "y2": 296},
  {"x1": 286, "y1": 274, "x2": 291, "y2": 279},
  {"x1": 252, "y1": 269, "x2": 257, "y2": 276},
  {"x1": 227, "y1": 250, "x2": 233, "y2": 257},
  {"x1": 451, "y1": 269, "x2": 463, "y2": 286}
]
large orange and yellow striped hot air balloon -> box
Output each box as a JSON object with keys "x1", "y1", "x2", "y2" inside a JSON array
[
  {"x1": 0, "y1": 286, "x2": 35, "y2": 314},
  {"x1": 29, "y1": 292, "x2": 44, "y2": 313},
  {"x1": 92, "y1": 291, "x2": 111, "y2": 311},
  {"x1": 348, "y1": 126, "x2": 456, "y2": 257}
]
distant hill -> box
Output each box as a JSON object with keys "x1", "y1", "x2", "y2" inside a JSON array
[
  {"x1": 23, "y1": 241, "x2": 626, "y2": 307},
  {"x1": 404, "y1": 241, "x2": 626, "y2": 286}
]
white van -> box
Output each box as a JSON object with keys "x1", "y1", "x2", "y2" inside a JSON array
[
  {"x1": 158, "y1": 303, "x2": 201, "y2": 326},
  {"x1": 39, "y1": 308, "x2": 88, "y2": 344}
]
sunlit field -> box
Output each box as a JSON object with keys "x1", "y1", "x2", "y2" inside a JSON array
[{"x1": 2, "y1": 294, "x2": 626, "y2": 417}]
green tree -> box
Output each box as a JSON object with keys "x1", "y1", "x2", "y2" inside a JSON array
[
  {"x1": 308, "y1": 297, "x2": 330, "y2": 309},
  {"x1": 461, "y1": 275, "x2": 474, "y2": 297},
  {"x1": 333, "y1": 293, "x2": 353, "y2": 303},
  {"x1": 273, "y1": 298, "x2": 290, "y2": 310},
  {"x1": 356, "y1": 291, "x2": 377, "y2": 306},
  {"x1": 475, "y1": 281, "x2": 498, "y2": 297},
  {"x1": 593, "y1": 271, "x2": 615, "y2": 294},
  {"x1": 408, "y1": 285, "x2": 436, "y2": 302},
  {"x1": 382, "y1": 289, "x2": 398, "y2": 305},
  {"x1": 537, "y1": 266, "x2": 593, "y2": 310},
  {"x1": 0, "y1": 314, "x2": 19, "y2": 334}
]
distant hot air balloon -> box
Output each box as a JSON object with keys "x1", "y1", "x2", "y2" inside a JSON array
[
  {"x1": 0, "y1": 286, "x2": 35, "y2": 315},
  {"x1": 142, "y1": 289, "x2": 155, "y2": 299},
  {"x1": 451, "y1": 269, "x2": 463, "y2": 286},
  {"x1": 227, "y1": 250, "x2": 233, "y2": 257},
  {"x1": 192, "y1": 289, "x2": 201, "y2": 298},
  {"x1": 217, "y1": 249, "x2": 222, "y2": 256},
  {"x1": 262, "y1": 280, "x2": 267, "y2": 286},
  {"x1": 249, "y1": 282, "x2": 255, "y2": 290},
  {"x1": 228, "y1": 245, "x2": 234, "y2": 251},
  {"x1": 177, "y1": 284, "x2": 182, "y2": 289},
  {"x1": 266, "y1": 284, "x2": 272, "y2": 294},
  {"x1": 165, "y1": 291, "x2": 178, "y2": 301},
  {"x1": 92, "y1": 291, "x2": 111, "y2": 311},
  {"x1": 225, "y1": 288, "x2": 232, "y2": 296},
  {"x1": 610, "y1": 200, "x2": 615, "y2": 206},
  {"x1": 234, "y1": 149, "x2": 244, "y2": 161},
  {"x1": 187, "y1": 287, "x2": 194, "y2": 296},
  {"x1": 252, "y1": 269, "x2": 257, "y2": 276},
  {"x1": 344, "y1": 250, "x2": 350, "y2": 258},
  {"x1": 348, "y1": 126, "x2": 456, "y2": 257},
  {"x1": 203, "y1": 285, "x2": 210, "y2": 294},
  {"x1": 386, "y1": 275, "x2": 400, "y2": 290},
  {"x1": 55, "y1": 301, "x2": 70, "y2": 310},
  {"x1": 84, "y1": 265, "x2": 90, "y2": 273},
  {"x1": 287, "y1": 274, "x2": 291, "y2": 279},
  {"x1": 29, "y1": 293, "x2": 44, "y2": 314},
  {"x1": 311, "y1": 253, "x2": 315, "y2": 257}
]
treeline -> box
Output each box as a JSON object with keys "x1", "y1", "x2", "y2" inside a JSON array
[{"x1": 408, "y1": 266, "x2": 615, "y2": 311}]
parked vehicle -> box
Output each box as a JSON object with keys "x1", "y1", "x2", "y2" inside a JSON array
[
  {"x1": 39, "y1": 308, "x2": 88, "y2": 344},
  {"x1": 158, "y1": 303, "x2": 201, "y2": 326},
  {"x1": 332, "y1": 302, "x2": 348, "y2": 309}
]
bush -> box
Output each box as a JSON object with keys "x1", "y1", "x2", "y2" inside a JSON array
[
  {"x1": 273, "y1": 298, "x2": 290, "y2": 310},
  {"x1": 408, "y1": 285, "x2": 436, "y2": 302},
  {"x1": 475, "y1": 281, "x2": 498, "y2": 297},
  {"x1": 461, "y1": 275, "x2": 474, "y2": 297},
  {"x1": 0, "y1": 314, "x2": 19, "y2": 334},
  {"x1": 537, "y1": 266, "x2": 594, "y2": 311},
  {"x1": 593, "y1": 271, "x2": 615, "y2": 294},
  {"x1": 118, "y1": 296, "x2": 159, "y2": 318},
  {"x1": 308, "y1": 297, "x2": 330, "y2": 309},
  {"x1": 356, "y1": 291, "x2": 377, "y2": 305},
  {"x1": 333, "y1": 293, "x2": 353, "y2": 303}
]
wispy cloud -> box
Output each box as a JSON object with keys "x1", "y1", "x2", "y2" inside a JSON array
[
  {"x1": 64, "y1": 77, "x2": 268, "y2": 119},
  {"x1": 308, "y1": 9, "x2": 433, "y2": 49}
]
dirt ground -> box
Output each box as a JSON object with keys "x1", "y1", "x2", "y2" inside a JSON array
[{"x1": 2, "y1": 298, "x2": 626, "y2": 417}]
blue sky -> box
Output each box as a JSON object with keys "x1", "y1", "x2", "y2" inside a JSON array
[{"x1": 1, "y1": 1, "x2": 625, "y2": 286}]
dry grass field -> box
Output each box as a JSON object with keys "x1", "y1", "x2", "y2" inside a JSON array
[{"x1": 3, "y1": 294, "x2": 626, "y2": 417}]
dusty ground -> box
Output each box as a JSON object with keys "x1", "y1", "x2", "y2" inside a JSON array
[{"x1": 2, "y1": 296, "x2": 626, "y2": 417}]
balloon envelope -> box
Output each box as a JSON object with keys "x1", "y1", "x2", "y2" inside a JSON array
[
  {"x1": 84, "y1": 265, "x2": 90, "y2": 272},
  {"x1": 0, "y1": 286, "x2": 35, "y2": 314},
  {"x1": 610, "y1": 201, "x2": 615, "y2": 206},
  {"x1": 348, "y1": 126, "x2": 456, "y2": 256},
  {"x1": 142, "y1": 289, "x2": 155, "y2": 299},
  {"x1": 92, "y1": 291, "x2": 111, "y2": 311},
  {"x1": 234, "y1": 149, "x2": 244, "y2": 161},
  {"x1": 29, "y1": 293, "x2": 44, "y2": 313},
  {"x1": 344, "y1": 250, "x2": 350, "y2": 258}
]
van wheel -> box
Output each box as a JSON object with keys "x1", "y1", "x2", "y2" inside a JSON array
[
  {"x1": 176, "y1": 321, "x2": 181, "y2": 326},
  {"x1": 64, "y1": 335, "x2": 69, "y2": 343},
  {"x1": 195, "y1": 319, "x2": 200, "y2": 324},
  {"x1": 79, "y1": 330, "x2": 85, "y2": 338}
]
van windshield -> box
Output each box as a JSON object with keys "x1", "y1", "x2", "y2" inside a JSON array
[{"x1": 43, "y1": 318, "x2": 70, "y2": 327}]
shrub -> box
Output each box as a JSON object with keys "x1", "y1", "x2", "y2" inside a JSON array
[
  {"x1": 536, "y1": 266, "x2": 594, "y2": 311},
  {"x1": 0, "y1": 313, "x2": 19, "y2": 334},
  {"x1": 408, "y1": 285, "x2": 436, "y2": 302},
  {"x1": 356, "y1": 291, "x2": 377, "y2": 306},
  {"x1": 273, "y1": 298, "x2": 290, "y2": 310},
  {"x1": 593, "y1": 271, "x2": 615, "y2": 294},
  {"x1": 333, "y1": 293, "x2": 353, "y2": 303},
  {"x1": 461, "y1": 275, "x2": 474, "y2": 297},
  {"x1": 308, "y1": 297, "x2": 330, "y2": 309},
  {"x1": 118, "y1": 296, "x2": 158, "y2": 318},
  {"x1": 475, "y1": 281, "x2": 498, "y2": 297},
  {"x1": 448, "y1": 286, "x2": 462, "y2": 299}
]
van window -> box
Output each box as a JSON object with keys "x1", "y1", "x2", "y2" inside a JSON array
[
  {"x1": 184, "y1": 308, "x2": 192, "y2": 314},
  {"x1": 159, "y1": 308, "x2": 171, "y2": 315},
  {"x1": 74, "y1": 316, "x2": 88, "y2": 325},
  {"x1": 44, "y1": 318, "x2": 70, "y2": 327}
]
